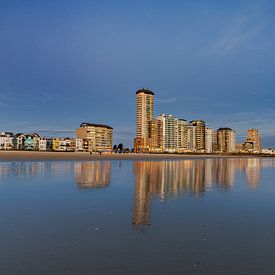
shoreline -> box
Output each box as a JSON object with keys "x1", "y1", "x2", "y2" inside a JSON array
[{"x1": 0, "y1": 151, "x2": 274, "y2": 161}]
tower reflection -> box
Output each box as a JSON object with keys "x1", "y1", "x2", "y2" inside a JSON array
[
  {"x1": 132, "y1": 158, "x2": 273, "y2": 226},
  {"x1": 74, "y1": 161, "x2": 111, "y2": 189}
]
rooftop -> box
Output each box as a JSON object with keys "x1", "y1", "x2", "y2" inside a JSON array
[
  {"x1": 136, "y1": 88, "x2": 154, "y2": 96},
  {"x1": 80, "y1": 122, "x2": 113, "y2": 130},
  {"x1": 190, "y1": 120, "x2": 206, "y2": 124},
  {"x1": 217, "y1": 127, "x2": 234, "y2": 131}
]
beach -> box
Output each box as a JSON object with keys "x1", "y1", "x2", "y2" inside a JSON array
[{"x1": 0, "y1": 151, "x2": 270, "y2": 161}]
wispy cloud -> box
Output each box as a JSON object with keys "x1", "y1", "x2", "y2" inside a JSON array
[
  {"x1": 32, "y1": 128, "x2": 75, "y2": 134},
  {"x1": 204, "y1": 108, "x2": 275, "y2": 140},
  {"x1": 0, "y1": 91, "x2": 77, "y2": 107},
  {"x1": 156, "y1": 97, "x2": 179, "y2": 104},
  {"x1": 0, "y1": 121, "x2": 30, "y2": 128},
  {"x1": 209, "y1": 3, "x2": 267, "y2": 59}
]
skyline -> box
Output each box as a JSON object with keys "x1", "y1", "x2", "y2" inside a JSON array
[{"x1": 1, "y1": 0, "x2": 275, "y2": 147}]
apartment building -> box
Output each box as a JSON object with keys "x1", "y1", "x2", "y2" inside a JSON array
[
  {"x1": 190, "y1": 120, "x2": 206, "y2": 152},
  {"x1": 158, "y1": 114, "x2": 178, "y2": 153},
  {"x1": 76, "y1": 123, "x2": 113, "y2": 152},
  {"x1": 215, "y1": 128, "x2": 236, "y2": 153}
]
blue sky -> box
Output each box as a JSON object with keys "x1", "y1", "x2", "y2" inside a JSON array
[{"x1": 1, "y1": 0, "x2": 275, "y2": 147}]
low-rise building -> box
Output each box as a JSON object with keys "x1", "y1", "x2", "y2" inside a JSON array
[
  {"x1": 52, "y1": 137, "x2": 75, "y2": 152},
  {"x1": 15, "y1": 133, "x2": 25, "y2": 150},
  {"x1": 0, "y1": 132, "x2": 15, "y2": 150},
  {"x1": 33, "y1": 133, "x2": 40, "y2": 151},
  {"x1": 24, "y1": 134, "x2": 35, "y2": 150},
  {"x1": 75, "y1": 139, "x2": 84, "y2": 152},
  {"x1": 46, "y1": 138, "x2": 53, "y2": 151},
  {"x1": 261, "y1": 148, "x2": 275, "y2": 155},
  {"x1": 39, "y1": 138, "x2": 47, "y2": 151}
]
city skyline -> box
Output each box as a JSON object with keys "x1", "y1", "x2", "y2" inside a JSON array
[{"x1": 1, "y1": 1, "x2": 275, "y2": 147}]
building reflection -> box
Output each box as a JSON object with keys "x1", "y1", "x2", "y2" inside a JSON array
[
  {"x1": 74, "y1": 161, "x2": 111, "y2": 189},
  {"x1": 132, "y1": 158, "x2": 274, "y2": 226},
  {"x1": 1, "y1": 158, "x2": 275, "y2": 226}
]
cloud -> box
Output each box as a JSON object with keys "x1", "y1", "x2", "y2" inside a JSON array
[
  {"x1": 0, "y1": 121, "x2": 30, "y2": 127},
  {"x1": 0, "y1": 91, "x2": 77, "y2": 107},
  {"x1": 156, "y1": 97, "x2": 178, "y2": 104},
  {"x1": 209, "y1": 2, "x2": 267, "y2": 58},
  {"x1": 33, "y1": 129, "x2": 75, "y2": 134},
  {"x1": 204, "y1": 108, "x2": 275, "y2": 142}
]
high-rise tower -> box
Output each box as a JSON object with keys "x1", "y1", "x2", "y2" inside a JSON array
[
  {"x1": 215, "y1": 128, "x2": 236, "y2": 153},
  {"x1": 134, "y1": 89, "x2": 154, "y2": 152},
  {"x1": 136, "y1": 88, "x2": 154, "y2": 138},
  {"x1": 190, "y1": 120, "x2": 206, "y2": 152}
]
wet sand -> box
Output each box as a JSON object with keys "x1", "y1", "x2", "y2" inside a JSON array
[{"x1": 0, "y1": 151, "x2": 268, "y2": 161}]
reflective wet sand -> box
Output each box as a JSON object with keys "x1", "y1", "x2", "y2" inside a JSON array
[{"x1": 0, "y1": 158, "x2": 275, "y2": 274}]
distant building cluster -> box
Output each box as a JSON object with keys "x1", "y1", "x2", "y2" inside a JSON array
[
  {"x1": 0, "y1": 123, "x2": 113, "y2": 152},
  {"x1": 134, "y1": 88, "x2": 262, "y2": 154},
  {"x1": 0, "y1": 88, "x2": 271, "y2": 155}
]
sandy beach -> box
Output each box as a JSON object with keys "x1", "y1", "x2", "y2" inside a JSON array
[{"x1": 0, "y1": 151, "x2": 270, "y2": 161}]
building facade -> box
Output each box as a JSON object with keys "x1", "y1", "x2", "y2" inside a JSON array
[
  {"x1": 158, "y1": 114, "x2": 178, "y2": 153},
  {"x1": 215, "y1": 128, "x2": 236, "y2": 153},
  {"x1": 177, "y1": 119, "x2": 188, "y2": 153},
  {"x1": 149, "y1": 118, "x2": 163, "y2": 152},
  {"x1": 205, "y1": 128, "x2": 214, "y2": 153},
  {"x1": 0, "y1": 132, "x2": 15, "y2": 150},
  {"x1": 135, "y1": 89, "x2": 154, "y2": 152},
  {"x1": 76, "y1": 123, "x2": 113, "y2": 152},
  {"x1": 75, "y1": 139, "x2": 84, "y2": 152},
  {"x1": 190, "y1": 120, "x2": 206, "y2": 152},
  {"x1": 247, "y1": 128, "x2": 261, "y2": 152},
  {"x1": 136, "y1": 88, "x2": 154, "y2": 139},
  {"x1": 39, "y1": 138, "x2": 47, "y2": 151}
]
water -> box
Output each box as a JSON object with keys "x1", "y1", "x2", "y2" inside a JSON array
[{"x1": 0, "y1": 158, "x2": 275, "y2": 274}]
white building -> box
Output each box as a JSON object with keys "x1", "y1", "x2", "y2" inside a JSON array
[
  {"x1": 0, "y1": 132, "x2": 14, "y2": 150},
  {"x1": 205, "y1": 128, "x2": 214, "y2": 153},
  {"x1": 261, "y1": 148, "x2": 275, "y2": 155},
  {"x1": 75, "y1": 139, "x2": 83, "y2": 151},
  {"x1": 39, "y1": 138, "x2": 47, "y2": 151},
  {"x1": 158, "y1": 114, "x2": 178, "y2": 153}
]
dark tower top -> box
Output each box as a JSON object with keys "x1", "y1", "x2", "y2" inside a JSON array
[
  {"x1": 136, "y1": 88, "x2": 154, "y2": 96},
  {"x1": 80, "y1": 122, "x2": 113, "y2": 130}
]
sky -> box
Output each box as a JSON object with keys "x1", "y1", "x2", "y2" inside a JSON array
[{"x1": 1, "y1": 0, "x2": 275, "y2": 147}]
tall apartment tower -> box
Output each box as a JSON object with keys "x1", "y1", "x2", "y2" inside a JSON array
[
  {"x1": 215, "y1": 128, "x2": 236, "y2": 153},
  {"x1": 158, "y1": 114, "x2": 178, "y2": 153},
  {"x1": 177, "y1": 119, "x2": 188, "y2": 152},
  {"x1": 136, "y1": 88, "x2": 154, "y2": 138},
  {"x1": 134, "y1": 88, "x2": 154, "y2": 152},
  {"x1": 190, "y1": 120, "x2": 206, "y2": 152},
  {"x1": 247, "y1": 128, "x2": 261, "y2": 152},
  {"x1": 149, "y1": 118, "x2": 163, "y2": 152},
  {"x1": 205, "y1": 128, "x2": 214, "y2": 153}
]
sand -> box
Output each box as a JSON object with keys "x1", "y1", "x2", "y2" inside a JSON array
[{"x1": 0, "y1": 151, "x2": 269, "y2": 161}]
